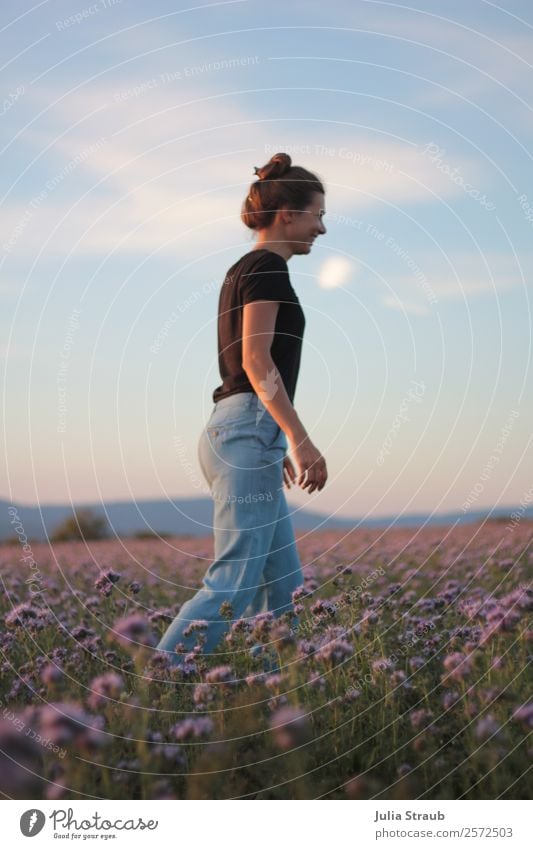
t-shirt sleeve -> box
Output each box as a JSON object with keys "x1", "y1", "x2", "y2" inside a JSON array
[{"x1": 240, "y1": 253, "x2": 293, "y2": 305}]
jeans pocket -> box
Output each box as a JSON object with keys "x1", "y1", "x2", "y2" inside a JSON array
[
  {"x1": 257, "y1": 423, "x2": 281, "y2": 450},
  {"x1": 207, "y1": 405, "x2": 256, "y2": 431},
  {"x1": 206, "y1": 411, "x2": 281, "y2": 455},
  {"x1": 205, "y1": 424, "x2": 238, "y2": 451},
  {"x1": 206, "y1": 423, "x2": 230, "y2": 439},
  {"x1": 206, "y1": 420, "x2": 258, "y2": 449}
]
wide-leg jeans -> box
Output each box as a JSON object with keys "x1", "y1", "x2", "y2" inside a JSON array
[{"x1": 155, "y1": 391, "x2": 304, "y2": 665}]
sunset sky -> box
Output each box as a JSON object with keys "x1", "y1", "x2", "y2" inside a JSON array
[{"x1": 2, "y1": 0, "x2": 532, "y2": 522}]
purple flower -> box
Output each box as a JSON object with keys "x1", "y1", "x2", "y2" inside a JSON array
[
  {"x1": 477, "y1": 687, "x2": 502, "y2": 706},
  {"x1": 152, "y1": 779, "x2": 176, "y2": 799},
  {"x1": 343, "y1": 686, "x2": 361, "y2": 701},
  {"x1": 87, "y1": 672, "x2": 125, "y2": 710},
  {"x1": 265, "y1": 673, "x2": 284, "y2": 691},
  {"x1": 478, "y1": 623, "x2": 502, "y2": 646},
  {"x1": 397, "y1": 763, "x2": 412, "y2": 777},
  {"x1": 475, "y1": 714, "x2": 502, "y2": 742},
  {"x1": 149, "y1": 609, "x2": 173, "y2": 624},
  {"x1": 230, "y1": 618, "x2": 251, "y2": 634},
  {"x1": 204, "y1": 665, "x2": 234, "y2": 684},
  {"x1": 371, "y1": 656, "x2": 395, "y2": 674},
  {"x1": 192, "y1": 683, "x2": 213, "y2": 709},
  {"x1": 180, "y1": 658, "x2": 198, "y2": 676},
  {"x1": 311, "y1": 598, "x2": 338, "y2": 619},
  {"x1": 5, "y1": 603, "x2": 40, "y2": 629},
  {"x1": 104, "y1": 650, "x2": 119, "y2": 663},
  {"x1": 512, "y1": 701, "x2": 533, "y2": 729},
  {"x1": 112, "y1": 614, "x2": 156, "y2": 651},
  {"x1": 269, "y1": 705, "x2": 311, "y2": 751},
  {"x1": 360, "y1": 609, "x2": 379, "y2": 627},
  {"x1": 315, "y1": 638, "x2": 353, "y2": 665},
  {"x1": 442, "y1": 652, "x2": 472, "y2": 681},
  {"x1": 71, "y1": 626, "x2": 94, "y2": 641},
  {"x1": 292, "y1": 585, "x2": 307, "y2": 602},
  {"x1": 442, "y1": 690, "x2": 461, "y2": 711},
  {"x1": 40, "y1": 702, "x2": 107, "y2": 750},
  {"x1": 85, "y1": 595, "x2": 101, "y2": 608},
  {"x1": 267, "y1": 694, "x2": 289, "y2": 712},
  {"x1": 183, "y1": 619, "x2": 209, "y2": 637},
  {"x1": 308, "y1": 673, "x2": 327, "y2": 690},
  {"x1": 41, "y1": 663, "x2": 63, "y2": 686},
  {"x1": 128, "y1": 581, "x2": 142, "y2": 594},
  {"x1": 95, "y1": 569, "x2": 121, "y2": 596},
  {"x1": 486, "y1": 607, "x2": 520, "y2": 631},
  {"x1": 251, "y1": 611, "x2": 274, "y2": 639},
  {"x1": 172, "y1": 717, "x2": 214, "y2": 741},
  {"x1": 345, "y1": 775, "x2": 368, "y2": 799},
  {"x1": 409, "y1": 708, "x2": 434, "y2": 731},
  {"x1": 159, "y1": 747, "x2": 187, "y2": 769},
  {"x1": 245, "y1": 672, "x2": 266, "y2": 686},
  {"x1": 219, "y1": 600, "x2": 233, "y2": 620},
  {"x1": 104, "y1": 569, "x2": 121, "y2": 583},
  {"x1": 391, "y1": 670, "x2": 410, "y2": 689},
  {"x1": 270, "y1": 620, "x2": 295, "y2": 648},
  {"x1": 297, "y1": 639, "x2": 317, "y2": 658}
]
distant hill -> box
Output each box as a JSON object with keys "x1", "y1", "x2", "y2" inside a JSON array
[{"x1": 1, "y1": 497, "x2": 530, "y2": 542}]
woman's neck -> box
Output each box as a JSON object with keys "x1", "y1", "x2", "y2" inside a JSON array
[{"x1": 251, "y1": 238, "x2": 293, "y2": 261}]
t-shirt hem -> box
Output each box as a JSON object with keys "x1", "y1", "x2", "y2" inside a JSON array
[{"x1": 212, "y1": 386, "x2": 258, "y2": 403}]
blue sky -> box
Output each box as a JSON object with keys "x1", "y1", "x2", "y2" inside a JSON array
[{"x1": 2, "y1": 0, "x2": 532, "y2": 521}]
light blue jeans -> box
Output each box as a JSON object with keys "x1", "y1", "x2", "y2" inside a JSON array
[{"x1": 155, "y1": 391, "x2": 304, "y2": 665}]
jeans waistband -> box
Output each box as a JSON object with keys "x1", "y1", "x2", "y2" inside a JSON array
[{"x1": 213, "y1": 391, "x2": 257, "y2": 411}]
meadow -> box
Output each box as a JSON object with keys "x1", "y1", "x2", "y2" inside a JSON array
[{"x1": 1, "y1": 519, "x2": 531, "y2": 800}]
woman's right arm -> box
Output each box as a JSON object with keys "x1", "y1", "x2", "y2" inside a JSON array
[{"x1": 242, "y1": 300, "x2": 328, "y2": 493}]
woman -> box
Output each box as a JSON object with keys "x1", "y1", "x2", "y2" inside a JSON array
[{"x1": 156, "y1": 152, "x2": 328, "y2": 667}]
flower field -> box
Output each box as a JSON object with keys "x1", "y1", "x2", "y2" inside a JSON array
[{"x1": 1, "y1": 519, "x2": 531, "y2": 800}]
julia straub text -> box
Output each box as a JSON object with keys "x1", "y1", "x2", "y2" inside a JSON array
[{"x1": 374, "y1": 810, "x2": 445, "y2": 822}]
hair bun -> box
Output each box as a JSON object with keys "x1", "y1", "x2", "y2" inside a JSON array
[
  {"x1": 254, "y1": 152, "x2": 292, "y2": 181},
  {"x1": 242, "y1": 152, "x2": 324, "y2": 231}
]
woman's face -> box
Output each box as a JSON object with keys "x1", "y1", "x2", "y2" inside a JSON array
[{"x1": 284, "y1": 191, "x2": 327, "y2": 255}]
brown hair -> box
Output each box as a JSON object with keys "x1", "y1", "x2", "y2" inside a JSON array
[{"x1": 241, "y1": 152, "x2": 325, "y2": 231}]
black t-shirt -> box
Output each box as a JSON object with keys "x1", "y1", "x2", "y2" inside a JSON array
[{"x1": 212, "y1": 249, "x2": 306, "y2": 404}]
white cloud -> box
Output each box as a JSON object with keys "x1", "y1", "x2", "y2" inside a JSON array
[
  {"x1": 429, "y1": 251, "x2": 528, "y2": 299},
  {"x1": 0, "y1": 75, "x2": 498, "y2": 266},
  {"x1": 379, "y1": 250, "x2": 529, "y2": 315},
  {"x1": 381, "y1": 293, "x2": 430, "y2": 315}
]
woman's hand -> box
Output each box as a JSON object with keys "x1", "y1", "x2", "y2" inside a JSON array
[
  {"x1": 282, "y1": 454, "x2": 297, "y2": 489},
  {"x1": 286, "y1": 435, "x2": 328, "y2": 494}
]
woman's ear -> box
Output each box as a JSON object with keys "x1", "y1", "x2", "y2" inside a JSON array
[{"x1": 279, "y1": 205, "x2": 294, "y2": 226}]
